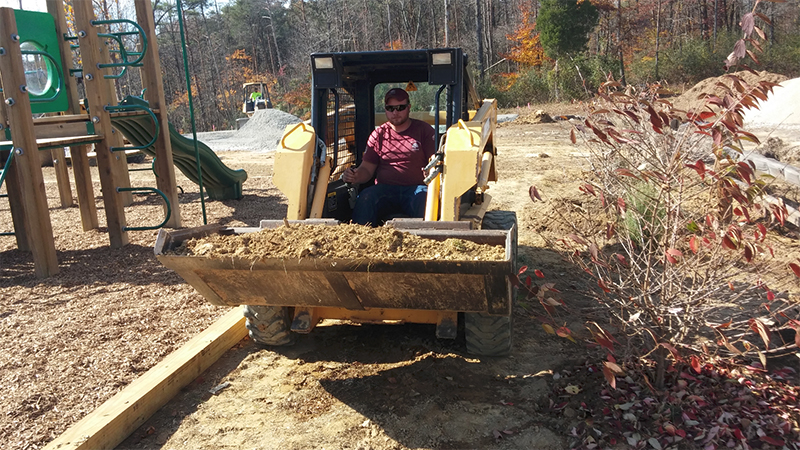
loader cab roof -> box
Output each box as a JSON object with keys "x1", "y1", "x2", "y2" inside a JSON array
[
  {"x1": 309, "y1": 48, "x2": 479, "y2": 109},
  {"x1": 308, "y1": 49, "x2": 480, "y2": 174}
]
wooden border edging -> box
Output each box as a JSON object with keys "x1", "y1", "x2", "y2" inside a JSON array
[{"x1": 44, "y1": 307, "x2": 247, "y2": 450}]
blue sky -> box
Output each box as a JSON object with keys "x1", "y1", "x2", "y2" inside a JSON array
[{"x1": 0, "y1": 0, "x2": 47, "y2": 11}]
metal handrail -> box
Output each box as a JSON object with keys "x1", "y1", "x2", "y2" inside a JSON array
[
  {"x1": 0, "y1": 150, "x2": 15, "y2": 236},
  {"x1": 92, "y1": 19, "x2": 148, "y2": 68},
  {"x1": 117, "y1": 187, "x2": 171, "y2": 231},
  {"x1": 98, "y1": 33, "x2": 130, "y2": 79},
  {"x1": 0, "y1": 148, "x2": 14, "y2": 190}
]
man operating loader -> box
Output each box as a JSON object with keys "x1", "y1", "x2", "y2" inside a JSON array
[{"x1": 342, "y1": 88, "x2": 436, "y2": 226}]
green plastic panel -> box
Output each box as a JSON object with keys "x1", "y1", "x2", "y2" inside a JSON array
[{"x1": 14, "y1": 9, "x2": 68, "y2": 114}]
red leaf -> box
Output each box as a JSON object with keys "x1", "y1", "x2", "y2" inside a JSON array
[
  {"x1": 602, "y1": 365, "x2": 617, "y2": 389},
  {"x1": 529, "y1": 185, "x2": 542, "y2": 202},
  {"x1": 715, "y1": 320, "x2": 732, "y2": 330},
  {"x1": 767, "y1": 290, "x2": 775, "y2": 301},
  {"x1": 689, "y1": 236, "x2": 698, "y2": 254},
  {"x1": 580, "y1": 183, "x2": 596, "y2": 196},
  {"x1": 534, "y1": 269, "x2": 545, "y2": 278},
  {"x1": 518, "y1": 265, "x2": 528, "y2": 275},
  {"x1": 569, "y1": 128, "x2": 576, "y2": 144},
  {"x1": 614, "y1": 168, "x2": 639, "y2": 178},
  {"x1": 617, "y1": 197, "x2": 626, "y2": 213},
  {"x1": 790, "y1": 262, "x2": 800, "y2": 278},
  {"x1": 757, "y1": 223, "x2": 767, "y2": 241},
  {"x1": 743, "y1": 243, "x2": 754, "y2": 262},
  {"x1": 598, "y1": 278, "x2": 611, "y2": 293},
  {"x1": 722, "y1": 236, "x2": 737, "y2": 250},
  {"x1": 794, "y1": 323, "x2": 800, "y2": 348},
  {"x1": 690, "y1": 355, "x2": 701, "y2": 374},
  {"x1": 760, "y1": 436, "x2": 784, "y2": 446},
  {"x1": 568, "y1": 234, "x2": 587, "y2": 246},
  {"x1": 659, "y1": 342, "x2": 680, "y2": 360},
  {"x1": 556, "y1": 326, "x2": 571, "y2": 338},
  {"x1": 615, "y1": 253, "x2": 627, "y2": 266},
  {"x1": 686, "y1": 160, "x2": 706, "y2": 180},
  {"x1": 589, "y1": 243, "x2": 599, "y2": 261},
  {"x1": 748, "y1": 318, "x2": 771, "y2": 349}
]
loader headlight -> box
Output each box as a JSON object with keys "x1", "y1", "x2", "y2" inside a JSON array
[
  {"x1": 431, "y1": 52, "x2": 452, "y2": 66},
  {"x1": 428, "y1": 49, "x2": 457, "y2": 85},
  {"x1": 313, "y1": 56, "x2": 334, "y2": 70}
]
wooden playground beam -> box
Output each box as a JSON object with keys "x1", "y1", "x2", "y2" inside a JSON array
[
  {"x1": 0, "y1": 7, "x2": 59, "y2": 277},
  {"x1": 43, "y1": 307, "x2": 248, "y2": 450},
  {"x1": 73, "y1": 1, "x2": 129, "y2": 248},
  {"x1": 136, "y1": 0, "x2": 181, "y2": 228}
]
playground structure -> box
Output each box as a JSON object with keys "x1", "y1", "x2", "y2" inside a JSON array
[{"x1": 0, "y1": 1, "x2": 246, "y2": 278}]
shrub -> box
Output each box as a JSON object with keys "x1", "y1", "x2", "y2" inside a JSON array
[{"x1": 542, "y1": 77, "x2": 794, "y2": 387}]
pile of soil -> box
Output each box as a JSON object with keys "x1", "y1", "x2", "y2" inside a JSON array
[
  {"x1": 175, "y1": 223, "x2": 506, "y2": 261},
  {"x1": 670, "y1": 70, "x2": 789, "y2": 115}
]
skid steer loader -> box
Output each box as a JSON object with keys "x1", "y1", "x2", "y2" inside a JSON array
[{"x1": 155, "y1": 48, "x2": 517, "y2": 356}]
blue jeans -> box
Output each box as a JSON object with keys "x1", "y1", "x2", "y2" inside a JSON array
[{"x1": 351, "y1": 184, "x2": 428, "y2": 226}]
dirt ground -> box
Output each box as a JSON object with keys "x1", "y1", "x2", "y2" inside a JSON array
[{"x1": 2, "y1": 94, "x2": 800, "y2": 449}]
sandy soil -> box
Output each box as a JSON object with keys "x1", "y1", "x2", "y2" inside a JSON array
[{"x1": 2, "y1": 90, "x2": 800, "y2": 449}]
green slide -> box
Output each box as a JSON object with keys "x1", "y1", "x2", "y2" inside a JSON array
[{"x1": 110, "y1": 96, "x2": 247, "y2": 200}]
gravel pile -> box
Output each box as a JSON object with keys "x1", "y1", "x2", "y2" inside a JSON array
[
  {"x1": 195, "y1": 108, "x2": 302, "y2": 153},
  {"x1": 743, "y1": 77, "x2": 800, "y2": 128}
]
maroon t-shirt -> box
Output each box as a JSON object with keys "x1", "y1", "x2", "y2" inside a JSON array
[{"x1": 362, "y1": 119, "x2": 436, "y2": 185}]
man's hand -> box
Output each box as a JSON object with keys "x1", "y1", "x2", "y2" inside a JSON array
[
  {"x1": 342, "y1": 167, "x2": 357, "y2": 184},
  {"x1": 341, "y1": 161, "x2": 377, "y2": 185}
]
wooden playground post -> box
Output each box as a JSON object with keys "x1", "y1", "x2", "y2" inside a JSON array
[
  {"x1": 136, "y1": 0, "x2": 181, "y2": 228},
  {"x1": 73, "y1": 1, "x2": 129, "y2": 248},
  {"x1": 98, "y1": 34, "x2": 134, "y2": 207},
  {"x1": 0, "y1": 7, "x2": 59, "y2": 277},
  {"x1": 46, "y1": 0, "x2": 98, "y2": 228}
]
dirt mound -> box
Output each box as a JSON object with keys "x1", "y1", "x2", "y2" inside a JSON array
[
  {"x1": 670, "y1": 70, "x2": 789, "y2": 115},
  {"x1": 514, "y1": 110, "x2": 556, "y2": 124},
  {"x1": 174, "y1": 223, "x2": 506, "y2": 261}
]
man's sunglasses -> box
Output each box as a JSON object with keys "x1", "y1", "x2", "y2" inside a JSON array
[{"x1": 385, "y1": 104, "x2": 409, "y2": 112}]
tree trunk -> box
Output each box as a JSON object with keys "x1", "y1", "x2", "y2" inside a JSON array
[{"x1": 475, "y1": 0, "x2": 484, "y2": 81}]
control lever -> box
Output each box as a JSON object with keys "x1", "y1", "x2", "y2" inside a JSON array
[{"x1": 340, "y1": 167, "x2": 359, "y2": 209}]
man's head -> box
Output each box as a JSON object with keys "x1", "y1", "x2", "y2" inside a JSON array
[
  {"x1": 384, "y1": 88, "x2": 410, "y2": 130},
  {"x1": 384, "y1": 88, "x2": 410, "y2": 104}
]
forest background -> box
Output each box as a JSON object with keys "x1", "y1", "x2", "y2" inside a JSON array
[{"x1": 49, "y1": 0, "x2": 800, "y2": 132}]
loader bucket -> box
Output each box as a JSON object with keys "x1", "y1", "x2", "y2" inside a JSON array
[{"x1": 154, "y1": 220, "x2": 515, "y2": 316}]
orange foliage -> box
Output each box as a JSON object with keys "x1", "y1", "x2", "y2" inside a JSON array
[
  {"x1": 281, "y1": 81, "x2": 311, "y2": 118},
  {"x1": 503, "y1": 4, "x2": 545, "y2": 67},
  {"x1": 383, "y1": 39, "x2": 404, "y2": 51},
  {"x1": 494, "y1": 72, "x2": 520, "y2": 92}
]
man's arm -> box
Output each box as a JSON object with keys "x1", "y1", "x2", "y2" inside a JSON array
[{"x1": 342, "y1": 161, "x2": 377, "y2": 184}]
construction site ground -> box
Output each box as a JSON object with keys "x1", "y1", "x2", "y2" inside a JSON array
[{"x1": 3, "y1": 80, "x2": 800, "y2": 449}]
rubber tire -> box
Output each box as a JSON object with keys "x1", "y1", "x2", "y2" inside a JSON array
[
  {"x1": 464, "y1": 210, "x2": 517, "y2": 356},
  {"x1": 243, "y1": 305, "x2": 296, "y2": 346}
]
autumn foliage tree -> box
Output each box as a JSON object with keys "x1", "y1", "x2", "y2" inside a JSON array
[{"x1": 503, "y1": 4, "x2": 546, "y2": 67}]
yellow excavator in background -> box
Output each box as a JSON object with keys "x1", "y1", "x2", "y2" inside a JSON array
[
  {"x1": 156, "y1": 49, "x2": 517, "y2": 356},
  {"x1": 242, "y1": 81, "x2": 273, "y2": 115}
]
